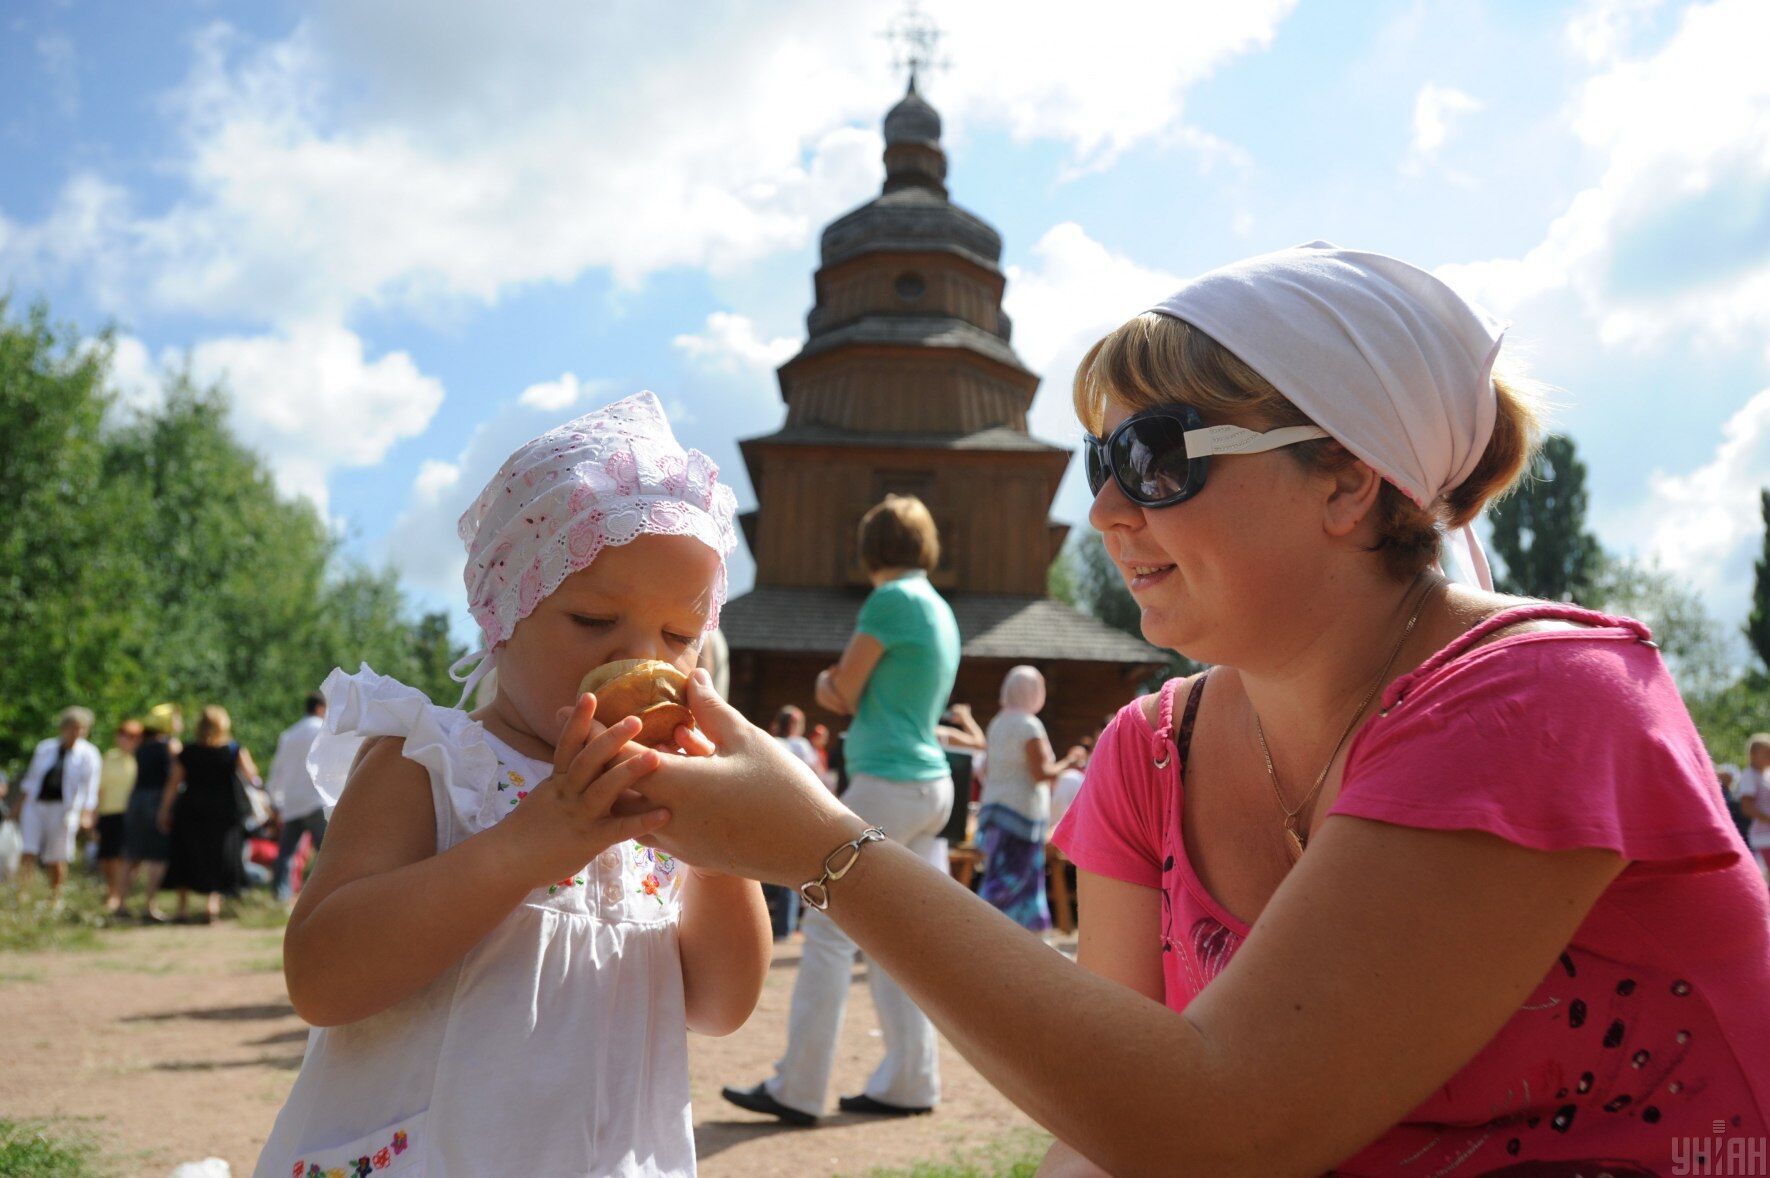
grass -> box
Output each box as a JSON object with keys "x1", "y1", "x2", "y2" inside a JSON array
[
  {"x1": 849, "y1": 1129, "x2": 1052, "y2": 1178},
  {"x1": 0, "y1": 877, "x2": 110, "y2": 954},
  {"x1": 227, "y1": 889, "x2": 291, "y2": 929},
  {"x1": 1, "y1": 869, "x2": 288, "y2": 954},
  {"x1": 0, "y1": 1118, "x2": 108, "y2": 1178}
]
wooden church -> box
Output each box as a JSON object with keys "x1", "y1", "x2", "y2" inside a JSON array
[{"x1": 720, "y1": 77, "x2": 1165, "y2": 749}]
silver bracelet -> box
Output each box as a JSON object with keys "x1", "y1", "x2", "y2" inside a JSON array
[{"x1": 798, "y1": 826, "x2": 886, "y2": 910}]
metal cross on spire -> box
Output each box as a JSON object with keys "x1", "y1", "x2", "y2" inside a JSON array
[{"x1": 882, "y1": 2, "x2": 949, "y2": 92}]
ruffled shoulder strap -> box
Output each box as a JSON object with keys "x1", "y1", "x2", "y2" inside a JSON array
[{"x1": 307, "y1": 664, "x2": 504, "y2": 847}]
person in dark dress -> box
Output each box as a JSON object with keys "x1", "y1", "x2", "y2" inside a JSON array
[
  {"x1": 123, "y1": 702, "x2": 182, "y2": 922},
  {"x1": 159, "y1": 705, "x2": 261, "y2": 923}
]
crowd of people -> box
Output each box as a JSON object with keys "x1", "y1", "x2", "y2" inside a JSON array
[{"x1": 2, "y1": 693, "x2": 333, "y2": 921}]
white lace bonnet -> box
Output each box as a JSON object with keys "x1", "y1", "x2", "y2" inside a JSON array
[{"x1": 448, "y1": 391, "x2": 739, "y2": 706}]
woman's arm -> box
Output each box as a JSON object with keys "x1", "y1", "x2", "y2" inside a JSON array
[
  {"x1": 1023, "y1": 735, "x2": 1077, "y2": 784},
  {"x1": 1037, "y1": 872, "x2": 1164, "y2": 1176},
  {"x1": 285, "y1": 701, "x2": 666, "y2": 1027},
  {"x1": 157, "y1": 760, "x2": 184, "y2": 833},
  {"x1": 237, "y1": 747, "x2": 262, "y2": 786},
  {"x1": 804, "y1": 819, "x2": 1621, "y2": 1174},
  {"x1": 816, "y1": 633, "x2": 884, "y2": 716},
  {"x1": 677, "y1": 866, "x2": 770, "y2": 1036},
  {"x1": 938, "y1": 704, "x2": 987, "y2": 751},
  {"x1": 638, "y1": 675, "x2": 1627, "y2": 1176}
]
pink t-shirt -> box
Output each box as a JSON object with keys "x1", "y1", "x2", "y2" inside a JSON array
[{"x1": 1053, "y1": 604, "x2": 1770, "y2": 1175}]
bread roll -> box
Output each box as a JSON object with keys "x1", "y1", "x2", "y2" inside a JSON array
[{"x1": 577, "y1": 659, "x2": 695, "y2": 747}]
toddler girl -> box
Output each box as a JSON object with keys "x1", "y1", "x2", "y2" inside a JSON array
[{"x1": 255, "y1": 392, "x2": 770, "y2": 1177}]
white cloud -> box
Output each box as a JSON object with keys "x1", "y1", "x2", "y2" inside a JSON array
[
  {"x1": 518, "y1": 373, "x2": 609, "y2": 413},
  {"x1": 388, "y1": 457, "x2": 469, "y2": 600},
  {"x1": 383, "y1": 374, "x2": 623, "y2": 602},
  {"x1": 103, "y1": 334, "x2": 167, "y2": 417},
  {"x1": 1630, "y1": 384, "x2": 1770, "y2": 621},
  {"x1": 1431, "y1": 0, "x2": 1770, "y2": 622},
  {"x1": 106, "y1": 322, "x2": 444, "y2": 511},
  {"x1": 933, "y1": 0, "x2": 1295, "y2": 171},
  {"x1": 672, "y1": 312, "x2": 798, "y2": 375},
  {"x1": 1003, "y1": 222, "x2": 1183, "y2": 447},
  {"x1": 1403, "y1": 83, "x2": 1482, "y2": 176},
  {"x1": 0, "y1": 1, "x2": 1294, "y2": 327},
  {"x1": 1566, "y1": 0, "x2": 1668, "y2": 64},
  {"x1": 1437, "y1": 0, "x2": 1770, "y2": 356},
  {"x1": 36, "y1": 33, "x2": 79, "y2": 119}
]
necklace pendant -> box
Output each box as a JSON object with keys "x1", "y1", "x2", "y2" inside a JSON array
[{"x1": 1285, "y1": 826, "x2": 1305, "y2": 861}]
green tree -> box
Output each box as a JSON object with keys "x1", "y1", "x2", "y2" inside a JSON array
[
  {"x1": 1686, "y1": 678, "x2": 1770, "y2": 770},
  {"x1": 0, "y1": 300, "x2": 465, "y2": 770},
  {"x1": 0, "y1": 302, "x2": 118, "y2": 765},
  {"x1": 1488, "y1": 433, "x2": 1603, "y2": 601},
  {"x1": 1587, "y1": 555, "x2": 1735, "y2": 698},
  {"x1": 1744, "y1": 490, "x2": 1770, "y2": 673}
]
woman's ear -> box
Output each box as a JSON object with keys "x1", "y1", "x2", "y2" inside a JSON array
[{"x1": 1320, "y1": 457, "x2": 1384, "y2": 540}]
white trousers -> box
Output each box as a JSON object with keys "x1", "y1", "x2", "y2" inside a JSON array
[
  {"x1": 19, "y1": 800, "x2": 80, "y2": 864},
  {"x1": 766, "y1": 771, "x2": 953, "y2": 1116}
]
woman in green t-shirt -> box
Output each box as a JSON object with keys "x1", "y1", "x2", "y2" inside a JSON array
[{"x1": 721, "y1": 494, "x2": 959, "y2": 1127}]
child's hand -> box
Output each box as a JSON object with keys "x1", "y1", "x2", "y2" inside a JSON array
[
  {"x1": 673, "y1": 724, "x2": 716, "y2": 757},
  {"x1": 491, "y1": 694, "x2": 671, "y2": 890}
]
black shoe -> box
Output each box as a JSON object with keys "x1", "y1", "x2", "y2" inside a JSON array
[
  {"x1": 721, "y1": 1083, "x2": 818, "y2": 1127},
  {"x1": 837, "y1": 1093, "x2": 934, "y2": 1117}
]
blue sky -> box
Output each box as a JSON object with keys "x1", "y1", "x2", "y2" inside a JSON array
[{"x1": 4, "y1": 0, "x2": 1767, "y2": 653}]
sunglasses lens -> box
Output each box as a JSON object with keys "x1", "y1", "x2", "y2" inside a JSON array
[
  {"x1": 1084, "y1": 440, "x2": 1109, "y2": 496},
  {"x1": 1113, "y1": 415, "x2": 1191, "y2": 503}
]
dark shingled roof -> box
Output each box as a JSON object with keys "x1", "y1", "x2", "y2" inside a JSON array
[
  {"x1": 820, "y1": 187, "x2": 1003, "y2": 270},
  {"x1": 742, "y1": 423, "x2": 1068, "y2": 454},
  {"x1": 723, "y1": 587, "x2": 1166, "y2": 665},
  {"x1": 795, "y1": 315, "x2": 1027, "y2": 372}
]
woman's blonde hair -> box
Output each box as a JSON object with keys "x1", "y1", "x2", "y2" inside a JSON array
[
  {"x1": 858, "y1": 494, "x2": 941, "y2": 574},
  {"x1": 1074, "y1": 313, "x2": 1545, "y2": 581},
  {"x1": 194, "y1": 705, "x2": 233, "y2": 747}
]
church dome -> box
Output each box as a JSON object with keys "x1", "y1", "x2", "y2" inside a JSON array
[{"x1": 884, "y1": 83, "x2": 941, "y2": 146}]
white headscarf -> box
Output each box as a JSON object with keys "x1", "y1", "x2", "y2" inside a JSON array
[
  {"x1": 1149, "y1": 241, "x2": 1506, "y2": 589},
  {"x1": 998, "y1": 665, "x2": 1047, "y2": 716}
]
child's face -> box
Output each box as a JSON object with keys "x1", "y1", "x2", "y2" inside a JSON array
[
  {"x1": 1752, "y1": 745, "x2": 1770, "y2": 771},
  {"x1": 496, "y1": 533, "x2": 720, "y2": 746}
]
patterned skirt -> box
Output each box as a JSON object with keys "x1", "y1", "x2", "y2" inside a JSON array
[{"x1": 977, "y1": 804, "x2": 1050, "y2": 932}]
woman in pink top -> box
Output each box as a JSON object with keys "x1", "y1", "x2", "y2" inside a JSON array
[{"x1": 632, "y1": 243, "x2": 1770, "y2": 1175}]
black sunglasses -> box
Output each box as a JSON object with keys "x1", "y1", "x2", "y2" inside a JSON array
[{"x1": 1084, "y1": 405, "x2": 1329, "y2": 508}]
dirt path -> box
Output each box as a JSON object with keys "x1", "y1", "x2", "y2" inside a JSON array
[{"x1": 0, "y1": 918, "x2": 1053, "y2": 1176}]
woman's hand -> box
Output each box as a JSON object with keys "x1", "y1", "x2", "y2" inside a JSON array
[
  {"x1": 486, "y1": 694, "x2": 670, "y2": 891},
  {"x1": 638, "y1": 670, "x2": 868, "y2": 885}
]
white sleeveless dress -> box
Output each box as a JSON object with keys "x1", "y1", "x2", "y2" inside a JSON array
[{"x1": 254, "y1": 666, "x2": 694, "y2": 1178}]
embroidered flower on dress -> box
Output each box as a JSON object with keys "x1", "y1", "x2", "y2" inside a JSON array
[
  {"x1": 548, "y1": 875, "x2": 585, "y2": 896},
  {"x1": 293, "y1": 1126, "x2": 409, "y2": 1178},
  {"x1": 642, "y1": 873, "x2": 661, "y2": 899}
]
